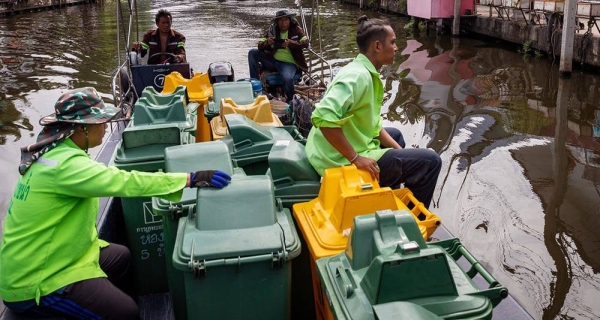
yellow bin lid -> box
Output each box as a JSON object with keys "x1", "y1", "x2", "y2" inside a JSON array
[
  {"x1": 293, "y1": 165, "x2": 441, "y2": 260},
  {"x1": 162, "y1": 71, "x2": 213, "y2": 105}
]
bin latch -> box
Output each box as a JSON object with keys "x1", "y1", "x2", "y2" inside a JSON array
[
  {"x1": 191, "y1": 260, "x2": 206, "y2": 278},
  {"x1": 271, "y1": 251, "x2": 287, "y2": 268},
  {"x1": 188, "y1": 239, "x2": 207, "y2": 277},
  {"x1": 168, "y1": 203, "x2": 184, "y2": 221}
]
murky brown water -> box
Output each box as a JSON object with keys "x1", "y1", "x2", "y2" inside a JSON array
[{"x1": 1, "y1": 1, "x2": 599, "y2": 319}]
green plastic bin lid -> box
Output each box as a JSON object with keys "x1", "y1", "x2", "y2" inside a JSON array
[
  {"x1": 140, "y1": 85, "x2": 189, "y2": 104},
  {"x1": 153, "y1": 141, "x2": 244, "y2": 218},
  {"x1": 225, "y1": 113, "x2": 273, "y2": 145},
  {"x1": 206, "y1": 81, "x2": 255, "y2": 116},
  {"x1": 173, "y1": 175, "x2": 300, "y2": 268},
  {"x1": 316, "y1": 210, "x2": 494, "y2": 319},
  {"x1": 114, "y1": 123, "x2": 182, "y2": 164},
  {"x1": 267, "y1": 139, "x2": 320, "y2": 183},
  {"x1": 225, "y1": 115, "x2": 295, "y2": 158},
  {"x1": 346, "y1": 209, "x2": 427, "y2": 270},
  {"x1": 164, "y1": 140, "x2": 235, "y2": 175},
  {"x1": 134, "y1": 85, "x2": 196, "y2": 130}
]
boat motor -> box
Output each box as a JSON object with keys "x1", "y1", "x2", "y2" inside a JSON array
[{"x1": 208, "y1": 61, "x2": 235, "y2": 84}]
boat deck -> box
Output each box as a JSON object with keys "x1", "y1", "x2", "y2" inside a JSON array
[{"x1": 0, "y1": 123, "x2": 534, "y2": 320}]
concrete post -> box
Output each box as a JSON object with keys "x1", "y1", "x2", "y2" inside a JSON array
[
  {"x1": 559, "y1": 0, "x2": 578, "y2": 76},
  {"x1": 453, "y1": 0, "x2": 461, "y2": 36}
]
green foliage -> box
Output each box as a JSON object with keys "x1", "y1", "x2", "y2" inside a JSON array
[
  {"x1": 519, "y1": 40, "x2": 532, "y2": 56},
  {"x1": 404, "y1": 17, "x2": 416, "y2": 30}
]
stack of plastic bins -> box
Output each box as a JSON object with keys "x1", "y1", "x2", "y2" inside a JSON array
[
  {"x1": 292, "y1": 165, "x2": 442, "y2": 320},
  {"x1": 210, "y1": 94, "x2": 283, "y2": 140},
  {"x1": 172, "y1": 175, "x2": 301, "y2": 320},
  {"x1": 265, "y1": 138, "x2": 320, "y2": 320},
  {"x1": 162, "y1": 72, "x2": 214, "y2": 142},
  {"x1": 316, "y1": 209, "x2": 508, "y2": 319},
  {"x1": 152, "y1": 141, "x2": 243, "y2": 320},
  {"x1": 221, "y1": 114, "x2": 303, "y2": 175},
  {"x1": 205, "y1": 81, "x2": 255, "y2": 125},
  {"x1": 112, "y1": 122, "x2": 184, "y2": 295},
  {"x1": 267, "y1": 138, "x2": 321, "y2": 209},
  {"x1": 135, "y1": 85, "x2": 197, "y2": 140}
]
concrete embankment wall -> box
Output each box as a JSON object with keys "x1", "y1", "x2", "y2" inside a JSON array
[
  {"x1": 0, "y1": 0, "x2": 98, "y2": 17},
  {"x1": 340, "y1": 0, "x2": 600, "y2": 68}
]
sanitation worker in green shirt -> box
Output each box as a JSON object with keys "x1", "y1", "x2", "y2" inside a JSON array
[
  {"x1": 0, "y1": 87, "x2": 231, "y2": 319},
  {"x1": 305, "y1": 16, "x2": 442, "y2": 209}
]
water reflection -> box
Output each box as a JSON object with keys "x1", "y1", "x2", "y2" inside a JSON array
[{"x1": 1, "y1": 1, "x2": 600, "y2": 319}]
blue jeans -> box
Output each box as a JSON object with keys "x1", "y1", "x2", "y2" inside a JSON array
[
  {"x1": 248, "y1": 48, "x2": 298, "y2": 102},
  {"x1": 378, "y1": 127, "x2": 441, "y2": 209}
]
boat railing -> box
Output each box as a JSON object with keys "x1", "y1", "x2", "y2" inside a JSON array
[
  {"x1": 110, "y1": 0, "x2": 140, "y2": 119},
  {"x1": 297, "y1": 0, "x2": 332, "y2": 100}
]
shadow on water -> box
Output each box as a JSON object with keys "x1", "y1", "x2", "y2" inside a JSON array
[{"x1": 1, "y1": 1, "x2": 600, "y2": 319}]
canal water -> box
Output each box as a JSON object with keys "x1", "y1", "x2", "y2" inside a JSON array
[{"x1": 1, "y1": 0, "x2": 599, "y2": 319}]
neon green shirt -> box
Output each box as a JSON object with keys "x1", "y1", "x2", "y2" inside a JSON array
[
  {"x1": 273, "y1": 31, "x2": 296, "y2": 65},
  {"x1": 306, "y1": 54, "x2": 389, "y2": 175},
  {"x1": 0, "y1": 139, "x2": 187, "y2": 303}
]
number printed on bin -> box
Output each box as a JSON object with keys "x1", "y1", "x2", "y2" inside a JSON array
[{"x1": 275, "y1": 140, "x2": 291, "y2": 147}]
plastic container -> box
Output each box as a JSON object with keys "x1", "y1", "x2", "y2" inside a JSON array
[
  {"x1": 316, "y1": 209, "x2": 508, "y2": 320},
  {"x1": 205, "y1": 81, "x2": 255, "y2": 123},
  {"x1": 112, "y1": 122, "x2": 184, "y2": 295},
  {"x1": 292, "y1": 165, "x2": 441, "y2": 320},
  {"x1": 172, "y1": 176, "x2": 301, "y2": 320},
  {"x1": 134, "y1": 86, "x2": 197, "y2": 133},
  {"x1": 223, "y1": 114, "x2": 295, "y2": 175},
  {"x1": 210, "y1": 95, "x2": 283, "y2": 140},
  {"x1": 237, "y1": 78, "x2": 263, "y2": 97},
  {"x1": 267, "y1": 138, "x2": 320, "y2": 209},
  {"x1": 152, "y1": 141, "x2": 241, "y2": 320},
  {"x1": 162, "y1": 72, "x2": 214, "y2": 142}
]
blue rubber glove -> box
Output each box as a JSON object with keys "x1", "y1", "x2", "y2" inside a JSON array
[{"x1": 190, "y1": 170, "x2": 231, "y2": 188}]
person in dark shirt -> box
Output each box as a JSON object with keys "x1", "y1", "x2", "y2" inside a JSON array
[{"x1": 132, "y1": 9, "x2": 186, "y2": 65}]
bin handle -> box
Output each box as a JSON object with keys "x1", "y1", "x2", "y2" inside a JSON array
[
  {"x1": 456, "y1": 245, "x2": 498, "y2": 286},
  {"x1": 336, "y1": 266, "x2": 355, "y2": 298}
]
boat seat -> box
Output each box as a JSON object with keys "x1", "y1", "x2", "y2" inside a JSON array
[
  {"x1": 162, "y1": 71, "x2": 213, "y2": 105},
  {"x1": 210, "y1": 95, "x2": 282, "y2": 140}
]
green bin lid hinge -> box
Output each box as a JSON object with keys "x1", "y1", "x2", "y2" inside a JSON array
[
  {"x1": 186, "y1": 233, "x2": 289, "y2": 278},
  {"x1": 166, "y1": 202, "x2": 194, "y2": 221}
]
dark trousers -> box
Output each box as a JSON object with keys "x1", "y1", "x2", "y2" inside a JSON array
[
  {"x1": 378, "y1": 127, "x2": 441, "y2": 209},
  {"x1": 15, "y1": 243, "x2": 139, "y2": 320},
  {"x1": 248, "y1": 48, "x2": 298, "y2": 102}
]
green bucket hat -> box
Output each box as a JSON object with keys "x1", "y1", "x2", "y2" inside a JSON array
[
  {"x1": 19, "y1": 87, "x2": 121, "y2": 175},
  {"x1": 39, "y1": 87, "x2": 121, "y2": 126}
]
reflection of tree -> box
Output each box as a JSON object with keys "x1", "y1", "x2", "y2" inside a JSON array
[
  {"x1": 460, "y1": 67, "x2": 528, "y2": 107},
  {"x1": 0, "y1": 99, "x2": 33, "y2": 145},
  {"x1": 383, "y1": 78, "x2": 426, "y2": 124}
]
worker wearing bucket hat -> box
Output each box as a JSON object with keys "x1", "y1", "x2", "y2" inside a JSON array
[
  {"x1": 248, "y1": 9, "x2": 309, "y2": 103},
  {"x1": 0, "y1": 87, "x2": 230, "y2": 319}
]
